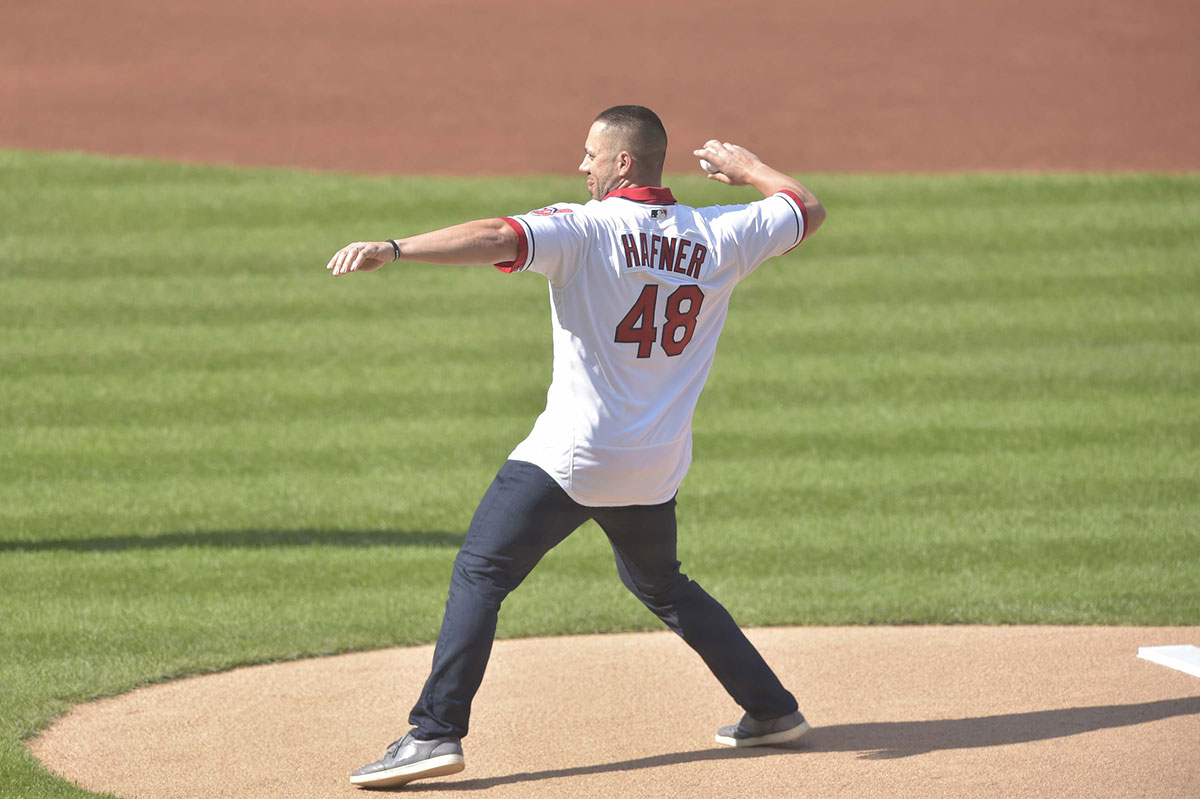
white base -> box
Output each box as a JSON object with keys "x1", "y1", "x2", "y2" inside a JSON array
[{"x1": 1137, "y1": 644, "x2": 1200, "y2": 679}]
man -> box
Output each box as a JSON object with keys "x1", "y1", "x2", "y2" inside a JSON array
[{"x1": 327, "y1": 105, "x2": 825, "y2": 788}]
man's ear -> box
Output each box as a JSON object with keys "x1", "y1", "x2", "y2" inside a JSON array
[{"x1": 616, "y1": 150, "x2": 634, "y2": 177}]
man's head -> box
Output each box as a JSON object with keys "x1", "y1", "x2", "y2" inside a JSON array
[{"x1": 579, "y1": 105, "x2": 668, "y2": 200}]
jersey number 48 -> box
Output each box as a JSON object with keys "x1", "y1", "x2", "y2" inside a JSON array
[{"x1": 614, "y1": 283, "x2": 705, "y2": 358}]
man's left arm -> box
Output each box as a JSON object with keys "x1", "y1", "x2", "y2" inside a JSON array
[{"x1": 327, "y1": 218, "x2": 519, "y2": 276}]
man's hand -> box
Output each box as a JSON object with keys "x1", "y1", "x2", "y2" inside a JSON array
[
  {"x1": 692, "y1": 140, "x2": 764, "y2": 187},
  {"x1": 693, "y1": 139, "x2": 826, "y2": 237},
  {"x1": 326, "y1": 241, "x2": 394, "y2": 276}
]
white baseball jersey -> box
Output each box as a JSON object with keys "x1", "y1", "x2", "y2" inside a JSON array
[{"x1": 495, "y1": 186, "x2": 811, "y2": 506}]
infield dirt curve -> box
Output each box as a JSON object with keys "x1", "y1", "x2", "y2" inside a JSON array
[{"x1": 8, "y1": 1, "x2": 1200, "y2": 797}]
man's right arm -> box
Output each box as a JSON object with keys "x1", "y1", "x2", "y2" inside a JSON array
[
  {"x1": 692, "y1": 140, "x2": 826, "y2": 237},
  {"x1": 326, "y1": 218, "x2": 519, "y2": 277}
]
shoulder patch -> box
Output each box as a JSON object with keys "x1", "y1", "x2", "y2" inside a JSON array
[{"x1": 531, "y1": 206, "x2": 574, "y2": 216}]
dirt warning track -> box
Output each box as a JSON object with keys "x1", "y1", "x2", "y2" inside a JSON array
[{"x1": 3, "y1": 0, "x2": 1198, "y2": 175}]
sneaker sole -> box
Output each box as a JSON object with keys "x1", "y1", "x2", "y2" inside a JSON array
[
  {"x1": 349, "y1": 754, "x2": 465, "y2": 788},
  {"x1": 714, "y1": 719, "x2": 810, "y2": 748}
]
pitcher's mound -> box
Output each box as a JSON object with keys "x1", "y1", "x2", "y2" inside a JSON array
[{"x1": 30, "y1": 627, "x2": 1200, "y2": 798}]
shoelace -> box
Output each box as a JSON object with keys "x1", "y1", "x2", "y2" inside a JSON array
[{"x1": 385, "y1": 735, "x2": 409, "y2": 758}]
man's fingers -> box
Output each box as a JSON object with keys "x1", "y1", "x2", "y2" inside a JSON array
[
  {"x1": 694, "y1": 142, "x2": 728, "y2": 176},
  {"x1": 328, "y1": 243, "x2": 360, "y2": 276}
]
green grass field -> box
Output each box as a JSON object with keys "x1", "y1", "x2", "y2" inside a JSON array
[{"x1": 2, "y1": 150, "x2": 1198, "y2": 797}]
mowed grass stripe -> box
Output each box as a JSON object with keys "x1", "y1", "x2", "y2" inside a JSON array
[{"x1": 1, "y1": 150, "x2": 1198, "y2": 797}]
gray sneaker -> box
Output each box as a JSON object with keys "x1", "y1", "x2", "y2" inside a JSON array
[
  {"x1": 349, "y1": 731, "x2": 465, "y2": 788},
  {"x1": 714, "y1": 710, "x2": 809, "y2": 747}
]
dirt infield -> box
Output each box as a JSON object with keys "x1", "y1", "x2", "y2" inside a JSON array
[
  {"x1": 3, "y1": 0, "x2": 1198, "y2": 175},
  {"x1": 31, "y1": 627, "x2": 1200, "y2": 798}
]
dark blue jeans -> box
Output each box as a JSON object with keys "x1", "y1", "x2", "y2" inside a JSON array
[{"x1": 408, "y1": 460, "x2": 797, "y2": 739}]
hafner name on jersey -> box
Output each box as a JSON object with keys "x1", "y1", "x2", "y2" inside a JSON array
[{"x1": 619, "y1": 232, "x2": 708, "y2": 279}]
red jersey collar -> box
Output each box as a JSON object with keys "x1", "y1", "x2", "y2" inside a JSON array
[{"x1": 602, "y1": 186, "x2": 676, "y2": 205}]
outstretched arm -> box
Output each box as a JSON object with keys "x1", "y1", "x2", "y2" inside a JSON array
[
  {"x1": 326, "y1": 217, "x2": 519, "y2": 276},
  {"x1": 692, "y1": 140, "x2": 826, "y2": 237}
]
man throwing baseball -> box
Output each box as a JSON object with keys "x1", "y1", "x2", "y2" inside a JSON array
[{"x1": 327, "y1": 105, "x2": 825, "y2": 788}]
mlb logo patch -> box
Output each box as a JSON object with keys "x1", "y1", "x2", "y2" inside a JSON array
[{"x1": 650, "y1": 208, "x2": 669, "y2": 219}]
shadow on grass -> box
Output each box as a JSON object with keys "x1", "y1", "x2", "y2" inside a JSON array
[
  {"x1": 405, "y1": 697, "x2": 1200, "y2": 791},
  {"x1": 0, "y1": 529, "x2": 465, "y2": 552}
]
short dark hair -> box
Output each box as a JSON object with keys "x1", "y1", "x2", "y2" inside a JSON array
[{"x1": 594, "y1": 105, "x2": 668, "y2": 174}]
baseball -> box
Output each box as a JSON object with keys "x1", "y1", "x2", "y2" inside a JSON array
[{"x1": 700, "y1": 158, "x2": 720, "y2": 174}]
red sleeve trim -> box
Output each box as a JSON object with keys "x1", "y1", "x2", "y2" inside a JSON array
[
  {"x1": 777, "y1": 189, "x2": 809, "y2": 251},
  {"x1": 493, "y1": 217, "x2": 529, "y2": 273}
]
